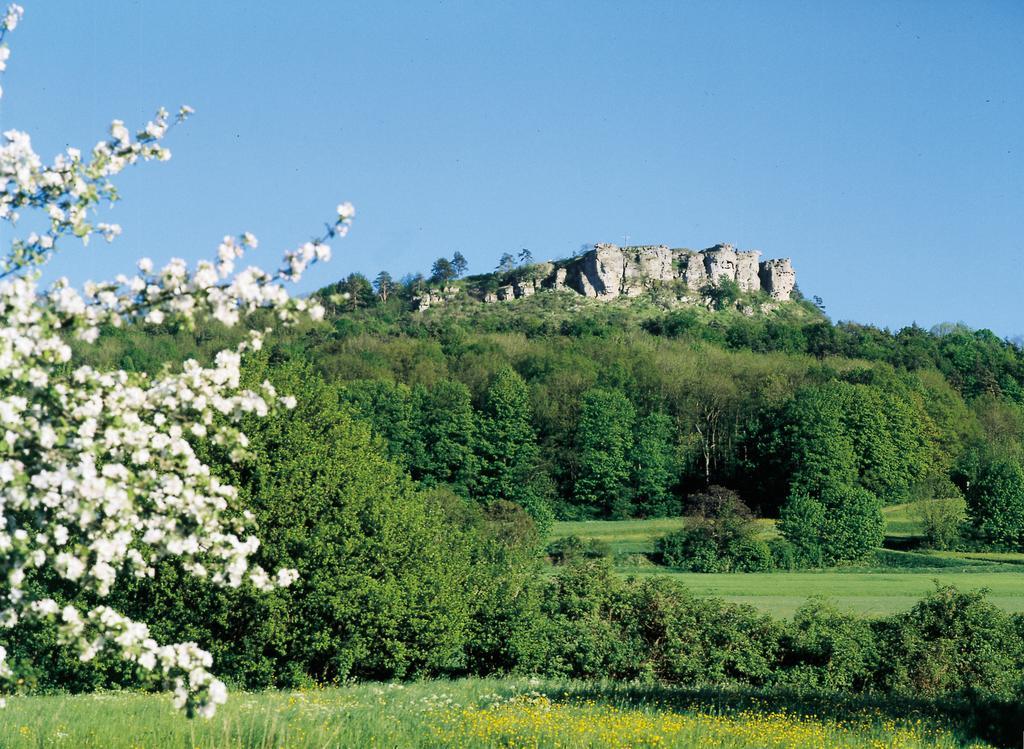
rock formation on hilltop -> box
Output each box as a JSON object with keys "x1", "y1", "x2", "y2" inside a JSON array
[{"x1": 414, "y1": 242, "x2": 796, "y2": 310}]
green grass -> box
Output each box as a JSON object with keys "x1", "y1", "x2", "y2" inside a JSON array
[
  {"x1": 553, "y1": 517, "x2": 778, "y2": 556},
  {"x1": 0, "y1": 678, "x2": 1000, "y2": 748},
  {"x1": 620, "y1": 568, "x2": 1024, "y2": 618},
  {"x1": 550, "y1": 504, "x2": 1024, "y2": 618}
]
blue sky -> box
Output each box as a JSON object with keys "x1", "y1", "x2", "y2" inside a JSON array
[{"x1": 2, "y1": 1, "x2": 1022, "y2": 336}]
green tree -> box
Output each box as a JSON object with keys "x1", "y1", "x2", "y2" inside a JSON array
[
  {"x1": 338, "y1": 379, "x2": 414, "y2": 467},
  {"x1": 451, "y1": 252, "x2": 469, "y2": 279},
  {"x1": 373, "y1": 270, "x2": 394, "y2": 302},
  {"x1": 431, "y1": 257, "x2": 456, "y2": 285},
  {"x1": 780, "y1": 384, "x2": 859, "y2": 498},
  {"x1": 780, "y1": 483, "x2": 884, "y2": 565},
  {"x1": 702, "y1": 277, "x2": 741, "y2": 310},
  {"x1": 574, "y1": 388, "x2": 635, "y2": 518},
  {"x1": 963, "y1": 453, "x2": 1024, "y2": 550},
  {"x1": 631, "y1": 411, "x2": 679, "y2": 517},
  {"x1": 408, "y1": 380, "x2": 479, "y2": 496},
  {"x1": 343, "y1": 272, "x2": 375, "y2": 310},
  {"x1": 476, "y1": 367, "x2": 554, "y2": 530},
  {"x1": 116, "y1": 359, "x2": 477, "y2": 687},
  {"x1": 496, "y1": 252, "x2": 516, "y2": 274}
]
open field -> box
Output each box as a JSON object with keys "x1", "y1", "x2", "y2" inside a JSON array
[
  {"x1": 0, "y1": 678, "x2": 1000, "y2": 749},
  {"x1": 550, "y1": 503, "x2": 1024, "y2": 618},
  {"x1": 620, "y1": 568, "x2": 1024, "y2": 618}
]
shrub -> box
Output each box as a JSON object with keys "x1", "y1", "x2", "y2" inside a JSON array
[
  {"x1": 658, "y1": 487, "x2": 774, "y2": 572},
  {"x1": 767, "y1": 538, "x2": 799, "y2": 570},
  {"x1": 780, "y1": 600, "x2": 878, "y2": 692},
  {"x1": 547, "y1": 535, "x2": 611, "y2": 565},
  {"x1": 780, "y1": 483, "x2": 884, "y2": 565},
  {"x1": 913, "y1": 497, "x2": 967, "y2": 550},
  {"x1": 729, "y1": 538, "x2": 774, "y2": 572},
  {"x1": 657, "y1": 528, "x2": 725, "y2": 572},
  {"x1": 872, "y1": 585, "x2": 1024, "y2": 699}
]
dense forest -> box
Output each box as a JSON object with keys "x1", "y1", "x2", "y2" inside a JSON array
[{"x1": 80, "y1": 258, "x2": 1024, "y2": 565}]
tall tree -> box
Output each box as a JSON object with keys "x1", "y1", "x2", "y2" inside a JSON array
[
  {"x1": 374, "y1": 271, "x2": 394, "y2": 302},
  {"x1": 430, "y1": 257, "x2": 455, "y2": 285},
  {"x1": 497, "y1": 252, "x2": 517, "y2": 274},
  {"x1": 408, "y1": 380, "x2": 478, "y2": 496},
  {"x1": 343, "y1": 272, "x2": 374, "y2": 310},
  {"x1": 476, "y1": 368, "x2": 553, "y2": 530},
  {"x1": 963, "y1": 452, "x2": 1024, "y2": 550},
  {"x1": 574, "y1": 388, "x2": 636, "y2": 519},
  {"x1": 451, "y1": 252, "x2": 469, "y2": 279},
  {"x1": 518, "y1": 248, "x2": 534, "y2": 265},
  {"x1": 338, "y1": 379, "x2": 414, "y2": 466},
  {"x1": 631, "y1": 411, "x2": 679, "y2": 517}
]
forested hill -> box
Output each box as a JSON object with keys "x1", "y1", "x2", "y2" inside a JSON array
[{"x1": 80, "y1": 264, "x2": 1024, "y2": 547}]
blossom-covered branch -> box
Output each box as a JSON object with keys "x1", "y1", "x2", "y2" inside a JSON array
[{"x1": 0, "y1": 4, "x2": 352, "y2": 717}]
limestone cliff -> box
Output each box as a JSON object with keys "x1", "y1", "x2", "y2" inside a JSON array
[
  {"x1": 415, "y1": 242, "x2": 797, "y2": 310},
  {"x1": 509, "y1": 243, "x2": 793, "y2": 301}
]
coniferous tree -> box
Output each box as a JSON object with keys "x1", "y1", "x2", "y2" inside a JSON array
[
  {"x1": 476, "y1": 367, "x2": 553, "y2": 530},
  {"x1": 496, "y1": 253, "x2": 517, "y2": 274},
  {"x1": 373, "y1": 271, "x2": 394, "y2": 302},
  {"x1": 431, "y1": 257, "x2": 455, "y2": 285}
]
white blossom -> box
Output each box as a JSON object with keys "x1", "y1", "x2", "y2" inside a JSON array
[{"x1": 0, "y1": 5, "x2": 350, "y2": 719}]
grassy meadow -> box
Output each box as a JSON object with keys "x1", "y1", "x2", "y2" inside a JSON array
[
  {"x1": 0, "y1": 678, "x2": 1000, "y2": 749},
  {"x1": 550, "y1": 502, "x2": 1024, "y2": 618}
]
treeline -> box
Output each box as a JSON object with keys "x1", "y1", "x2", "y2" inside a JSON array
[{"x1": 76, "y1": 283, "x2": 1024, "y2": 564}]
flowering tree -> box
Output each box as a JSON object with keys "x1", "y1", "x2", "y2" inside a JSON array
[{"x1": 0, "y1": 5, "x2": 352, "y2": 716}]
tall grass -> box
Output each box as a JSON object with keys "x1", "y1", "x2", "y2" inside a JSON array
[{"x1": 0, "y1": 678, "x2": 997, "y2": 748}]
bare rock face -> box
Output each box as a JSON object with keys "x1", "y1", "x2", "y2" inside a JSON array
[
  {"x1": 514, "y1": 280, "x2": 536, "y2": 298},
  {"x1": 735, "y1": 251, "x2": 762, "y2": 292},
  {"x1": 677, "y1": 251, "x2": 709, "y2": 289},
  {"x1": 703, "y1": 244, "x2": 738, "y2": 285},
  {"x1": 574, "y1": 243, "x2": 627, "y2": 298},
  {"x1": 758, "y1": 258, "x2": 796, "y2": 301},
  {"x1": 461, "y1": 240, "x2": 798, "y2": 309},
  {"x1": 546, "y1": 267, "x2": 568, "y2": 291},
  {"x1": 412, "y1": 290, "x2": 441, "y2": 310},
  {"x1": 622, "y1": 245, "x2": 674, "y2": 296}
]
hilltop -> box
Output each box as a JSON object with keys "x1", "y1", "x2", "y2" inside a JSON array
[{"x1": 411, "y1": 241, "x2": 797, "y2": 312}]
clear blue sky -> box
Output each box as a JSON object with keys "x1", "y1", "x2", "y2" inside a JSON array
[{"x1": 2, "y1": 1, "x2": 1021, "y2": 336}]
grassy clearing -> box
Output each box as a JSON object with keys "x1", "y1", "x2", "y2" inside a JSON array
[
  {"x1": 550, "y1": 504, "x2": 1024, "y2": 618},
  {"x1": 0, "y1": 678, "x2": 997, "y2": 748},
  {"x1": 622, "y1": 568, "x2": 1024, "y2": 618},
  {"x1": 553, "y1": 517, "x2": 778, "y2": 556}
]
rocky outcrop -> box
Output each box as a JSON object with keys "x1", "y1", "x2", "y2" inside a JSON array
[
  {"x1": 545, "y1": 242, "x2": 795, "y2": 302},
  {"x1": 416, "y1": 242, "x2": 797, "y2": 311},
  {"x1": 758, "y1": 258, "x2": 796, "y2": 301},
  {"x1": 735, "y1": 251, "x2": 761, "y2": 292}
]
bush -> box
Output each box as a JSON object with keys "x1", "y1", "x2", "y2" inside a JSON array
[
  {"x1": 780, "y1": 600, "x2": 878, "y2": 692},
  {"x1": 657, "y1": 527, "x2": 725, "y2": 572},
  {"x1": 547, "y1": 535, "x2": 611, "y2": 565},
  {"x1": 729, "y1": 538, "x2": 774, "y2": 572},
  {"x1": 780, "y1": 483, "x2": 884, "y2": 565},
  {"x1": 873, "y1": 585, "x2": 1024, "y2": 699},
  {"x1": 658, "y1": 487, "x2": 775, "y2": 572},
  {"x1": 767, "y1": 538, "x2": 799, "y2": 570},
  {"x1": 913, "y1": 497, "x2": 967, "y2": 550}
]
